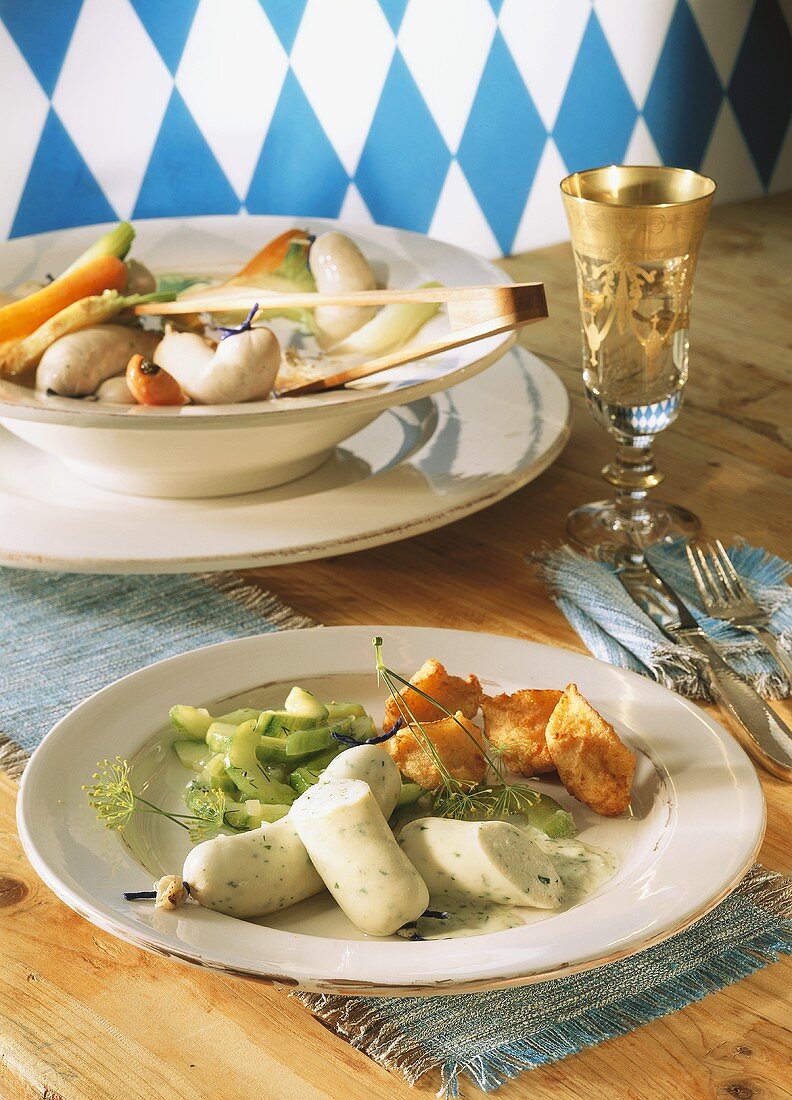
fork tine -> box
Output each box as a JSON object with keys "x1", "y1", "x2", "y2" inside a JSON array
[
  {"x1": 713, "y1": 539, "x2": 749, "y2": 598},
  {"x1": 696, "y1": 544, "x2": 726, "y2": 606},
  {"x1": 685, "y1": 544, "x2": 711, "y2": 603}
]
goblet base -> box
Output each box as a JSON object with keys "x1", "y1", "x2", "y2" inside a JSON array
[{"x1": 565, "y1": 498, "x2": 700, "y2": 560}]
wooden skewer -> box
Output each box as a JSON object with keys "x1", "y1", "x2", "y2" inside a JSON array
[
  {"x1": 133, "y1": 282, "x2": 545, "y2": 317},
  {"x1": 276, "y1": 289, "x2": 548, "y2": 396}
]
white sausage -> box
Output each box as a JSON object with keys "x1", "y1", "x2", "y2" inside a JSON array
[
  {"x1": 153, "y1": 327, "x2": 280, "y2": 404},
  {"x1": 398, "y1": 818, "x2": 563, "y2": 909},
  {"x1": 290, "y1": 778, "x2": 429, "y2": 936},
  {"x1": 182, "y1": 746, "x2": 402, "y2": 919},
  {"x1": 95, "y1": 375, "x2": 136, "y2": 403},
  {"x1": 36, "y1": 325, "x2": 160, "y2": 396},
  {"x1": 183, "y1": 816, "x2": 322, "y2": 919},
  {"x1": 310, "y1": 231, "x2": 377, "y2": 345},
  {"x1": 320, "y1": 745, "x2": 401, "y2": 819}
]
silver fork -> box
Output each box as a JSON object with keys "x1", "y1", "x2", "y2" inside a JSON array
[{"x1": 686, "y1": 539, "x2": 792, "y2": 681}]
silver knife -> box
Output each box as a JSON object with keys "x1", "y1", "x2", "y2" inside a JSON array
[{"x1": 618, "y1": 553, "x2": 792, "y2": 780}]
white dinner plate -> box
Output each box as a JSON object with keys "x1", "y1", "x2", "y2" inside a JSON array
[
  {"x1": 0, "y1": 345, "x2": 570, "y2": 572},
  {"x1": 18, "y1": 626, "x2": 764, "y2": 996}
]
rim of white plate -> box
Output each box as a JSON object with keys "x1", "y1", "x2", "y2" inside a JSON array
[
  {"x1": 0, "y1": 215, "x2": 517, "y2": 429},
  {"x1": 16, "y1": 626, "x2": 765, "y2": 995}
]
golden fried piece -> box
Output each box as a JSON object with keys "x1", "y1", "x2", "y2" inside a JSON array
[
  {"x1": 385, "y1": 711, "x2": 487, "y2": 791},
  {"x1": 481, "y1": 689, "x2": 562, "y2": 775},
  {"x1": 383, "y1": 658, "x2": 482, "y2": 732},
  {"x1": 544, "y1": 683, "x2": 636, "y2": 817}
]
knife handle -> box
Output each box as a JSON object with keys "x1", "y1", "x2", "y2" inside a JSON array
[{"x1": 687, "y1": 635, "x2": 792, "y2": 780}]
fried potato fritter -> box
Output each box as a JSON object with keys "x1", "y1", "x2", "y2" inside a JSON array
[
  {"x1": 383, "y1": 658, "x2": 482, "y2": 732},
  {"x1": 385, "y1": 711, "x2": 487, "y2": 791},
  {"x1": 481, "y1": 689, "x2": 562, "y2": 775},
  {"x1": 544, "y1": 683, "x2": 636, "y2": 817}
]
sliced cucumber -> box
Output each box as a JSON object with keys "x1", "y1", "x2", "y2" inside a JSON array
[
  {"x1": 287, "y1": 746, "x2": 341, "y2": 793},
  {"x1": 284, "y1": 686, "x2": 328, "y2": 722},
  {"x1": 256, "y1": 736, "x2": 291, "y2": 765},
  {"x1": 289, "y1": 767, "x2": 319, "y2": 796},
  {"x1": 225, "y1": 764, "x2": 296, "y2": 804},
  {"x1": 206, "y1": 721, "x2": 237, "y2": 755},
  {"x1": 350, "y1": 715, "x2": 376, "y2": 741},
  {"x1": 216, "y1": 708, "x2": 261, "y2": 726},
  {"x1": 198, "y1": 753, "x2": 237, "y2": 793},
  {"x1": 520, "y1": 795, "x2": 578, "y2": 839},
  {"x1": 285, "y1": 725, "x2": 335, "y2": 756},
  {"x1": 173, "y1": 741, "x2": 213, "y2": 772},
  {"x1": 254, "y1": 710, "x2": 277, "y2": 735},
  {"x1": 245, "y1": 799, "x2": 289, "y2": 824},
  {"x1": 266, "y1": 710, "x2": 318, "y2": 734},
  {"x1": 170, "y1": 705, "x2": 213, "y2": 742},
  {"x1": 396, "y1": 782, "x2": 425, "y2": 807},
  {"x1": 325, "y1": 701, "x2": 366, "y2": 720}
]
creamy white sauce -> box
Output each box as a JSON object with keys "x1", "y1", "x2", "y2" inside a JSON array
[
  {"x1": 418, "y1": 898, "x2": 525, "y2": 940},
  {"x1": 523, "y1": 825, "x2": 619, "y2": 904},
  {"x1": 413, "y1": 824, "x2": 619, "y2": 940}
]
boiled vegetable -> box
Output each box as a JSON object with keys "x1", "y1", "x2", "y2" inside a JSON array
[
  {"x1": 126, "y1": 353, "x2": 186, "y2": 406},
  {"x1": 0, "y1": 255, "x2": 128, "y2": 344},
  {"x1": 62, "y1": 222, "x2": 135, "y2": 275},
  {"x1": 333, "y1": 281, "x2": 442, "y2": 358}
]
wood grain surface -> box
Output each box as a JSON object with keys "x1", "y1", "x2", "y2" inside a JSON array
[{"x1": 1, "y1": 194, "x2": 790, "y2": 1100}]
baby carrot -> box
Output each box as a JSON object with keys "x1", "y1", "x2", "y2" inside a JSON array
[
  {"x1": 233, "y1": 228, "x2": 308, "y2": 278},
  {"x1": 0, "y1": 254, "x2": 128, "y2": 343}
]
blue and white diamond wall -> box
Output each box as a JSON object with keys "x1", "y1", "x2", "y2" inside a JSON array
[{"x1": 1, "y1": 0, "x2": 789, "y2": 257}]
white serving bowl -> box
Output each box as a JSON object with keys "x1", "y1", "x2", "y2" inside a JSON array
[{"x1": 0, "y1": 216, "x2": 514, "y2": 498}]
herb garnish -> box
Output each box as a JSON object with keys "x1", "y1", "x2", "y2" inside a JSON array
[{"x1": 84, "y1": 757, "x2": 225, "y2": 843}]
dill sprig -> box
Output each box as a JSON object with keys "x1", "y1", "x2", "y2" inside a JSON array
[
  {"x1": 373, "y1": 638, "x2": 538, "y2": 820},
  {"x1": 83, "y1": 757, "x2": 225, "y2": 843}
]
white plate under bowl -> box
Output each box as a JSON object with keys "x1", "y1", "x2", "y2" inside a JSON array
[
  {"x1": 0, "y1": 345, "x2": 570, "y2": 573},
  {"x1": 18, "y1": 626, "x2": 764, "y2": 996},
  {"x1": 0, "y1": 216, "x2": 517, "y2": 496}
]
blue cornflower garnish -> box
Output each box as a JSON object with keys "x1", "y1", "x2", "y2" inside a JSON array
[
  {"x1": 217, "y1": 303, "x2": 259, "y2": 339},
  {"x1": 331, "y1": 716, "x2": 404, "y2": 747}
]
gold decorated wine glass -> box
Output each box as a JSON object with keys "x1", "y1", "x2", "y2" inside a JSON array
[{"x1": 560, "y1": 165, "x2": 716, "y2": 558}]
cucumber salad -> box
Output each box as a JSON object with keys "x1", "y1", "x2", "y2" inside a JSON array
[{"x1": 170, "y1": 686, "x2": 423, "y2": 833}]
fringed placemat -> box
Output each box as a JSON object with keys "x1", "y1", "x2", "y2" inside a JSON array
[
  {"x1": 296, "y1": 866, "x2": 792, "y2": 1097},
  {"x1": 0, "y1": 567, "x2": 314, "y2": 779}
]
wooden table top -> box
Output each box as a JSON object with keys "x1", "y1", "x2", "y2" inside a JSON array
[{"x1": 1, "y1": 193, "x2": 790, "y2": 1100}]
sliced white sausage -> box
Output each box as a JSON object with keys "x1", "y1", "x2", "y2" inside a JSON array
[
  {"x1": 290, "y1": 778, "x2": 429, "y2": 936},
  {"x1": 399, "y1": 818, "x2": 563, "y2": 909},
  {"x1": 182, "y1": 816, "x2": 322, "y2": 919},
  {"x1": 320, "y1": 745, "x2": 401, "y2": 819}
]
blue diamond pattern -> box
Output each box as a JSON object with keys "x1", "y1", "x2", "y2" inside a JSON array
[
  {"x1": 130, "y1": 0, "x2": 199, "y2": 75},
  {"x1": 644, "y1": 0, "x2": 723, "y2": 170},
  {"x1": 247, "y1": 70, "x2": 348, "y2": 217},
  {"x1": 133, "y1": 89, "x2": 239, "y2": 219},
  {"x1": 457, "y1": 30, "x2": 545, "y2": 254},
  {"x1": 554, "y1": 12, "x2": 637, "y2": 174},
  {"x1": 11, "y1": 109, "x2": 116, "y2": 238},
  {"x1": 258, "y1": 0, "x2": 308, "y2": 54},
  {"x1": 729, "y1": 0, "x2": 792, "y2": 184},
  {"x1": 0, "y1": 0, "x2": 784, "y2": 253},
  {"x1": 0, "y1": 0, "x2": 81, "y2": 96},
  {"x1": 376, "y1": 0, "x2": 409, "y2": 35},
  {"x1": 356, "y1": 51, "x2": 450, "y2": 233}
]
